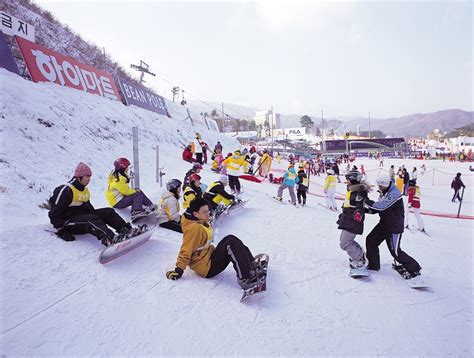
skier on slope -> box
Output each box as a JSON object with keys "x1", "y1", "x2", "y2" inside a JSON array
[
  {"x1": 406, "y1": 179, "x2": 425, "y2": 233},
  {"x1": 105, "y1": 157, "x2": 155, "y2": 220},
  {"x1": 49, "y1": 162, "x2": 132, "y2": 246},
  {"x1": 274, "y1": 163, "x2": 299, "y2": 206},
  {"x1": 182, "y1": 162, "x2": 203, "y2": 190},
  {"x1": 364, "y1": 173, "x2": 422, "y2": 279},
  {"x1": 182, "y1": 174, "x2": 203, "y2": 209},
  {"x1": 165, "y1": 198, "x2": 262, "y2": 290},
  {"x1": 156, "y1": 179, "x2": 183, "y2": 233},
  {"x1": 336, "y1": 171, "x2": 370, "y2": 270},
  {"x1": 296, "y1": 164, "x2": 309, "y2": 206},
  {"x1": 203, "y1": 175, "x2": 236, "y2": 213},
  {"x1": 323, "y1": 168, "x2": 338, "y2": 211}
]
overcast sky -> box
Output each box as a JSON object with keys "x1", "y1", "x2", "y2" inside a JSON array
[{"x1": 35, "y1": 0, "x2": 472, "y2": 118}]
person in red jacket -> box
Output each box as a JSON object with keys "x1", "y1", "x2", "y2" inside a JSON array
[
  {"x1": 182, "y1": 145, "x2": 195, "y2": 163},
  {"x1": 406, "y1": 180, "x2": 425, "y2": 232}
]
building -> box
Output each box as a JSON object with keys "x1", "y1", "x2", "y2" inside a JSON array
[{"x1": 253, "y1": 110, "x2": 281, "y2": 130}]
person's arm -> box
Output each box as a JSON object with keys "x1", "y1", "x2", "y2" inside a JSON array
[
  {"x1": 113, "y1": 176, "x2": 137, "y2": 196},
  {"x1": 167, "y1": 197, "x2": 181, "y2": 222},
  {"x1": 49, "y1": 185, "x2": 73, "y2": 228},
  {"x1": 364, "y1": 190, "x2": 402, "y2": 212}
]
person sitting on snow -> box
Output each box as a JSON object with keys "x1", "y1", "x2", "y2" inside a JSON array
[
  {"x1": 274, "y1": 163, "x2": 299, "y2": 205},
  {"x1": 182, "y1": 145, "x2": 195, "y2": 163},
  {"x1": 165, "y1": 198, "x2": 262, "y2": 290},
  {"x1": 182, "y1": 174, "x2": 203, "y2": 209},
  {"x1": 203, "y1": 175, "x2": 235, "y2": 213},
  {"x1": 49, "y1": 162, "x2": 131, "y2": 246},
  {"x1": 211, "y1": 148, "x2": 224, "y2": 173},
  {"x1": 156, "y1": 179, "x2": 183, "y2": 233},
  {"x1": 106, "y1": 157, "x2": 155, "y2": 219},
  {"x1": 182, "y1": 162, "x2": 203, "y2": 190}
]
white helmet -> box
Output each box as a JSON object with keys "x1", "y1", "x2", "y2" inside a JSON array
[
  {"x1": 376, "y1": 173, "x2": 391, "y2": 187},
  {"x1": 327, "y1": 169, "x2": 335, "y2": 175},
  {"x1": 219, "y1": 175, "x2": 228, "y2": 185}
]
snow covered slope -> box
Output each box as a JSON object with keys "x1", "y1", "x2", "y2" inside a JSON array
[{"x1": 0, "y1": 69, "x2": 472, "y2": 356}]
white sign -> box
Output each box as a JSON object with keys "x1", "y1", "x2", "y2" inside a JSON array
[
  {"x1": 285, "y1": 127, "x2": 306, "y2": 138},
  {"x1": 1, "y1": 12, "x2": 35, "y2": 42}
]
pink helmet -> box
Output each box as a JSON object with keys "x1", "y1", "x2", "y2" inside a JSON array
[{"x1": 114, "y1": 157, "x2": 131, "y2": 170}]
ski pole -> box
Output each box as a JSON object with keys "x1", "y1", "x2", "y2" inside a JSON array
[
  {"x1": 457, "y1": 187, "x2": 465, "y2": 218},
  {"x1": 252, "y1": 156, "x2": 268, "y2": 176}
]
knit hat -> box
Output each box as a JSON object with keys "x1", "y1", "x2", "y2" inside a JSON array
[{"x1": 74, "y1": 162, "x2": 92, "y2": 177}]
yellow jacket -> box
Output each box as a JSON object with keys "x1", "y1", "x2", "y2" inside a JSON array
[
  {"x1": 395, "y1": 176, "x2": 404, "y2": 193},
  {"x1": 176, "y1": 213, "x2": 215, "y2": 277},
  {"x1": 324, "y1": 175, "x2": 337, "y2": 190},
  {"x1": 222, "y1": 155, "x2": 248, "y2": 176},
  {"x1": 106, "y1": 172, "x2": 136, "y2": 207}
]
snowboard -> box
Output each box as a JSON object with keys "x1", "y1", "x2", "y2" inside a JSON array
[
  {"x1": 131, "y1": 210, "x2": 155, "y2": 223},
  {"x1": 99, "y1": 225, "x2": 155, "y2": 264},
  {"x1": 265, "y1": 193, "x2": 287, "y2": 205},
  {"x1": 241, "y1": 253, "x2": 269, "y2": 302},
  {"x1": 392, "y1": 263, "x2": 429, "y2": 289},
  {"x1": 318, "y1": 203, "x2": 339, "y2": 212},
  {"x1": 349, "y1": 267, "x2": 370, "y2": 278}
]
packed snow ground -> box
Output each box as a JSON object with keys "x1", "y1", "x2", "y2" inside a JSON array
[{"x1": 0, "y1": 69, "x2": 472, "y2": 356}]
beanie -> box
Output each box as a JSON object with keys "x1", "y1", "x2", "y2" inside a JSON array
[{"x1": 74, "y1": 162, "x2": 92, "y2": 178}]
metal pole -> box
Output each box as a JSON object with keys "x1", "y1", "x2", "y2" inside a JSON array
[
  {"x1": 132, "y1": 127, "x2": 140, "y2": 189},
  {"x1": 271, "y1": 106, "x2": 274, "y2": 155},
  {"x1": 221, "y1": 102, "x2": 225, "y2": 133},
  {"x1": 457, "y1": 187, "x2": 465, "y2": 218},
  {"x1": 321, "y1": 110, "x2": 326, "y2": 152},
  {"x1": 432, "y1": 168, "x2": 435, "y2": 186},
  {"x1": 368, "y1": 111, "x2": 371, "y2": 138}
]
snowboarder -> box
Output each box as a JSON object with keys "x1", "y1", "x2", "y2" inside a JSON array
[
  {"x1": 49, "y1": 162, "x2": 132, "y2": 246},
  {"x1": 274, "y1": 163, "x2": 299, "y2": 205},
  {"x1": 324, "y1": 168, "x2": 337, "y2": 210},
  {"x1": 221, "y1": 149, "x2": 248, "y2": 194},
  {"x1": 165, "y1": 198, "x2": 262, "y2": 290},
  {"x1": 106, "y1": 157, "x2": 155, "y2": 219},
  {"x1": 451, "y1": 172, "x2": 465, "y2": 202},
  {"x1": 203, "y1": 175, "x2": 235, "y2": 213},
  {"x1": 156, "y1": 179, "x2": 183, "y2": 233},
  {"x1": 364, "y1": 173, "x2": 422, "y2": 279},
  {"x1": 296, "y1": 164, "x2": 309, "y2": 206},
  {"x1": 182, "y1": 145, "x2": 195, "y2": 163},
  {"x1": 182, "y1": 174, "x2": 203, "y2": 209},
  {"x1": 182, "y1": 163, "x2": 203, "y2": 190},
  {"x1": 336, "y1": 171, "x2": 370, "y2": 270},
  {"x1": 406, "y1": 179, "x2": 425, "y2": 232}
]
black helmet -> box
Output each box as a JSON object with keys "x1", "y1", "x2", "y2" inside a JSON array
[
  {"x1": 166, "y1": 179, "x2": 182, "y2": 192},
  {"x1": 345, "y1": 170, "x2": 363, "y2": 184}
]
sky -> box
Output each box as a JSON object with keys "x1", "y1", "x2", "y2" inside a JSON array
[{"x1": 34, "y1": 0, "x2": 472, "y2": 118}]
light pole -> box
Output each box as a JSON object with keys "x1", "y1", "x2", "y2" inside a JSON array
[{"x1": 368, "y1": 111, "x2": 371, "y2": 138}]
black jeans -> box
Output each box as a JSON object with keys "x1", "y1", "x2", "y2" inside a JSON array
[
  {"x1": 159, "y1": 220, "x2": 182, "y2": 233},
  {"x1": 206, "y1": 235, "x2": 254, "y2": 280},
  {"x1": 297, "y1": 189, "x2": 307, "y2": 204},
  {"x1": 228, "y1": 175, "x2": 241, "y2": 192},
  {"x1": 195, "y1": 153, "x2": 203, "y2": 164}
]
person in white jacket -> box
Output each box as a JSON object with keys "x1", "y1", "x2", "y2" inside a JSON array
[
  {"x1": 156, "y1": 179, "x2": 183, "y2": 233},
  {"x1": 193, "y1": 135, "x2": 203, "y2": 164}
]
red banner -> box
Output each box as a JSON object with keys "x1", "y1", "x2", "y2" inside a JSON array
[{"x1": 16, "y1": 36, "x2": 120, "y2": 101}]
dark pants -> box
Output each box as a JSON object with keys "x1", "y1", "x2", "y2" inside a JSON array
[
  {"x1": 114, "y1": 191, "x2": 153, "y2": 212},
  {"x1": 159, "y1": 220, "x2": 182, "y2": 233},
  {"x1": 297, "y1": 189, "x2": 307, "y2": 204},
  {"x1": 366, "y1": 223, "x2": 421, "y2": 275},
  {"x1": 228, "y1": 175, "x2": 241, "y2": 192},
  {"x1": 206, "y1": 235, "x2": 254, "y2": 280},
  {"x1": 195, "y1": 153, "x2": 203, "y2": 164},
  {"x1": 452, "y1": 189, "x2": 462, "y2": 202},
  {"x1": 64, "y1": 208, "x2": 127, "y2": 241}
]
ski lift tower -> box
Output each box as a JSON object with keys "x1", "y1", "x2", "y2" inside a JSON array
[{"x1": 130, "y1": 60, "x2": 156, "y2": 84}]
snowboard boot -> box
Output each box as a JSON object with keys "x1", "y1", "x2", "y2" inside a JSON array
[
  {"x1": 100, "y1": 235, "x2": 116, "y2": 247},
  {"x1": 237, "y1": 274, "x2": 260, "y2": 290},
  {"x1": 114, "y1": 223, "x2": 133, "y2": 242},
  {"x1": 349, "y1": 256, "x2": 366, "y2": 269},
  {"x1": 131, "y1": 209, "x2": 147, "y2": 220},
  {"x1": 145, "y1": 204, "x2": 157, "y2": 213}
]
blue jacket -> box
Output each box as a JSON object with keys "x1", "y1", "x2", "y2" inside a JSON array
[
  {"x1": 283, "y1": 168, "x2": 299, "y2": 187},
  {"x1": 364, "y1": 183, "x2": 404, "y2": 233}
]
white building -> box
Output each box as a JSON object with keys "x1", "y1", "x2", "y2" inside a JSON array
[
  {"x1": 448, "y1": 136, "x2": 474, "y2": 153},
  {"x1": 253, "y1": 110, "x2": 281, "y2": 130}
]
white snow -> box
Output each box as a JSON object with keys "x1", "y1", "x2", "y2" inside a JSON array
[{"x1": 0, "y1": 68, "x2": 472, "y2": 356}]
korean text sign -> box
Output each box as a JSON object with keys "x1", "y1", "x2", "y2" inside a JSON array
[
  {"x1": 16, "y1": 36, "x2": 120, "y2": 101},
  {"x1": 1, "y1": 12, "x2": 35, "y2": 42}
]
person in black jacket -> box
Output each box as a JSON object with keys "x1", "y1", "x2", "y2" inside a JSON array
[
  {"x1": 48, "y1": 162, "x2": 131, "y2": 246},
  {"x1": 203, "y1": 175, "x2": 235, "y2": 213},
  {"x1": 451, "y1": 172, "x2": 465, "y2": 202},
  {"x1": 337, "y1": 171, "x2": 370, "y2": 269},
  {"x1": 402, "y1": 168, "x2": 410, "y2": 195},
  {"x1": 332, "y1": 162, "x2": 341, "y2": 183},
  {"x1": 296, "y1": 165, "x2": 308, "y2": 206},
  {"x1": 182, "y1": 162, "x2": 203, "y2": 190},
  {"x1": 364, "y1": 173, "x2": 421, "y2": 279}
]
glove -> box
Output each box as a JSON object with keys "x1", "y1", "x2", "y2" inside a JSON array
[
  {"x1": 353, "y1": 210, "x2": 363, "y2": 223},
  {"x1": 166, "y1": 267, "x2": 184, "y2": 280},
  {"x1": 57, "y1": 228, "x2": 75, "y2": 242}
]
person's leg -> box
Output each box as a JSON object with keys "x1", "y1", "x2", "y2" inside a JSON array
[
  {"x1": 94, "y1": 208, "x2": 128, "y2": 232},
  {"x1": 451, "y1": 189, "x2": 459, "y2": 202},
  {"x1": 413, "y1": 208, "x2": 424, "y2": 230},
  {"x1": 365, "y1": 223, "x2": 388, "y2": 271},
  {"x1": 325, "y1": 191, "x2": 332, "y2": 207},
  {"x1": 159, "y1": 220, "x2": 182, "y2": 233},
  {"x1": 330, "y1": 189, "x2": 337, "y2": 209},
  {"x1": 206, "y1": 235, "x2": 254, "y2": 279},
  {"x1": 339, "y1": 230, "x2": 364, "y2": 261},
  {"x1": 65, "y1": 213, "x2": 116, "y2": 243},
  {"x1": 235, "y1": 177, "x2": 241, "y2": 193},
  {"x1": 297, "y1": 190, "x2": 302, "y2": 204},
  {"x1": 276, "y1": 184, "x2": 285, "y2": 199},
  {"x1": 386, "y1": 233, "x2": 421, "y2": 275},
  {"x1": 302, "y1": 190, "x2": 307, "y2": 205},
  {"x1": 113, "y1": 192, "x2": 146, "y2": 212},
  {"x1": 288, "y1": 186, "x2": 296, "y2": 204}
]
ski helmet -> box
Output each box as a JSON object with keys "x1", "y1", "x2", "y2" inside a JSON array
[
  {"x1": 192, "y1": 163, "x2": 203, "y2": 170},
  {"x1": 327, "y1": 168, "x2": 335, "y2": 175},
  {"x1": 189, "y1": 173, "x2": 201, "y2": 183},
  {"x1": 166, "y1": 179, "x2": 182, "y2": 192},
  {"x1": 345, "y1": 170, "x2": 363, "y2": 184},
  {"x1": 114, "y1": 157, "x2": 131, "y2": 170}
]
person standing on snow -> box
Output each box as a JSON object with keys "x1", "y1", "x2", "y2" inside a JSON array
[
  {"x1": 364, "y1": 173, "x2": 422, "y2": 279},
  {"x1": 451, "y1": 172, "x2": 465, "y2": 202},
  {"x1": 106, "y1": 157, "x2": 155, "y2": 219},
  {"x1": 156, "y1": 179, "x2": 183, "y2": 233},
  {"x1": 49, "y1": 162, "x2": 131, "y2": 246},
  {"x1": 274, "y1": 163, "x2": 299, "y2": 205},
  {"x1": 165, "y1": 198, "x2": 263, "y2": 290},
  {"x1": 296, "y1": 164, "x2": 309, "y2": 206},
  {"x1": 324, "y1": 168, "x2": 338, "y2": 211},
  {"x1": 193, "y1": 134, "x2": 203, "y2": 164},
  {"x1": 221, "y1": 149, "x2": 248, "y2": 195},
  {"x1": 332, "y1": 162, "x2": 341, "y2": 183},
  {"x1": 406, "y1": 179, "x2": 425, "y2": 233},
  {"x1": 336, "y1": 171, "x2": 370, "y2": 269}
]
